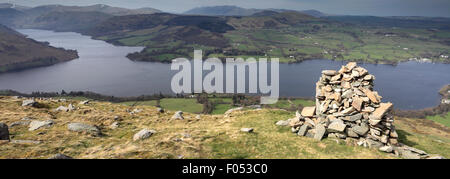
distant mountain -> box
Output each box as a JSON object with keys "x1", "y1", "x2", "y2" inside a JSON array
[
  {"x1": 0, "y1": 3, "x2": 30, "y2": 11},
  {"x1": 24, "y1": 11, "x2": 113, "y2": 32},
  {"x1": 0, "y1": 4, "x2": 162, "y2": 32},
  {"x1": 22, "y1": 4, "x2": 161, "y2": 16},
  {"x1": 0, "y1": 25, "x2": 78, "y2": 72},
  {"x1": 184, "y1": 5, "x2": 260, "y2": 16},
  {"x1": 184, "y1": 5, "x2": 328, "y2": 17},
  {"x1": 300, "y1": 9, "x2": 329, "y2": 17},
  {"x1": 228, "y1": 11, "x2": 320, "y2": 29},
  {"x1": 0, "y1": 7, "x2": 24, "y2": 26},
  {"x1": 325, "y1": 15, "x2": 450, "y2": 29}
]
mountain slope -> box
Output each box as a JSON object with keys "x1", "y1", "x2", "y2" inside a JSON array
[
  {"x1": 184, "y1": 5, "x2": 328, "y2": 17},
  {"x1": 0, "y1": 4, "x2": 162, "y2": 32},
  {"x1": 0, "y1": 96, "x2": 448, "y2": 159},
  {"x1": 24, "y1": 11, "x2": 113, "y2": 32},
  {"x1": 0, "y1": 3, "x2": 30, "y2": 11},
  {"x1": 184, "y1": 5, "x2": 260, "y2": 16},
  {"x1": 0, "y1": 25, "x2": 78, "y2": 72},
  {"x1": 0, "y1": 8, "x2": 24, "y2": 26}
]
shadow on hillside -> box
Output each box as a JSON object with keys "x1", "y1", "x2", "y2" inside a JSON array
[{"x1": 396, "y1": 129, "x2": 419, "y2": 146}]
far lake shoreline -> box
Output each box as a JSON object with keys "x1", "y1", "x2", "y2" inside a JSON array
[{"x1": 0, "y1": 29, "x2": 449, "y2": 110}]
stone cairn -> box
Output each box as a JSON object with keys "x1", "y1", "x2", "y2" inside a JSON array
[{"x1": 283, "y1": 62, "x2": 441, "y2": 158}]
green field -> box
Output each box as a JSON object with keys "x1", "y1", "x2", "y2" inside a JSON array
[
  {"x1": 427, "y1": 112, "x2": 450, "y2": 127},
  {"x1": 97, "y1": 20, "x2": 450, "y2": 64}
]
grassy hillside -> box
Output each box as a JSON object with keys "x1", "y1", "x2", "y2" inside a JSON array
[
  {"x1": 25, "y1": 11, "x2": 113, "y2": 32},
  {"x1": 0, "y1": 25, "x2": 78, "y2": 73},
  {"x1": 0, "y1": 96, "x2": 448, "y2": 159},
  {"x1": 89, "y1": 11, "x2": 450, "y2": 63},
  {"x1": 0, "y1": 4, "x2": 161, "y2": 32}
]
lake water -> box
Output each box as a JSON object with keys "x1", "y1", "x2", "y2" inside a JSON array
[{"x1": 0, "y1": 29, "x2": 449, "y2": 110}]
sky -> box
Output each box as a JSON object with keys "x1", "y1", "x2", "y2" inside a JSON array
[{"x1": 1, "y1": 0, "x2": 450, "y2": 17}]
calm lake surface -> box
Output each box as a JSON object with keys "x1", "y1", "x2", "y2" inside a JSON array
[{"x1": 0, "y1": 29, "x2": 449, "y2": 110}]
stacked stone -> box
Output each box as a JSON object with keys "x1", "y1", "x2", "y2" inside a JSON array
[{"x1": 289, "y1": 62, "x2": 399, "y2": 150}]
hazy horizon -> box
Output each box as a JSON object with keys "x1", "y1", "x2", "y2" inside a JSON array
[{"x1": 1, "y1": 0, "x2": 450, "y2": 18}]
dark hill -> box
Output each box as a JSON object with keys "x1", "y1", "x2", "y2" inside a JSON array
[
  {"x1": 0, "y1": 25, "x2": 78, "y2": 73},
  {"x1": 0, "y1": 8, "x2": 24, "y2": 26},
  {"x1": 184, "y1": 5, "x2": 260, "y2": 16},
  {"x1": 28, "y1": 11, "x2": 113, "y2": 33}
]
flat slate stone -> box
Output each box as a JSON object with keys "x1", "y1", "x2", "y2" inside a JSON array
[
  {"x1": 29, "y1": 120, "x2": 54, "y2": 131},
  {"x1": 297, "y1": 125, "x2": 310, "y2": 136},
  {"x1": 22, "y1": 99, "x2": 37, "y2": 107},
  {"x1": 314, "y1": 124, "x2": 326, "y2": 141},
  {"x1": 240, "y1": 128, "x2": 254, "y2": 133},
  {"x1": 301, "y1": 107, "x2": 316, "y2": 117},
  {"x1": 327, "y1": 122, "x2": 346, "y2": 133}
]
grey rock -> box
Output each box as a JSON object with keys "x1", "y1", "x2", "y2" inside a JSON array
[
  {"x1": 9, "y1": 121, "x2": 30, "y2": 128},
  {"x1": 346, "y1": 128, "x2": 359, "y2": 138},
  {"x1": 426, "y1": 155, "x2": 446, "y2": 159},
  {"x1": 366, "y1": 139, "x2": 383, "y2": 149},
  {"x1": 55, "y1": 106, "x2": 69, "y2": 112},
  {"x1": 133, "y1": 129, "x2": 156, "y2": 141},
  {"x1": 28, "y1": 120, "x2": 54, "y2": 131},
  {"x1": 342, "y1": 90, "x2": 353, "y2": 99},
  {"x1": 11, "y1": 140, "x2": 41, "y2": 144},
  {"x1": 171, "y1": 111, "x2": 184, "y2": 120},
  {"x1": 370, "y1": 128, "x2": 381, "y2": 136},
  {"x1": 276, "y1": 120, "x2": 289, "y2": 126},
  {"x1": 295, "y1": 110, "x2": 302, "y2": 118},
  {"x1": 0, "y1": 123, "x2": 9, "y2": 140},
  {"x1": 291, "y1": 127, "x2": 299, "y2": 133},
  {"x1": 322, "y1": 70, "x2": 338, "y2": 76},
  {"x1": 79, "y1": 100, "x2": 90, "y2": 105},
  {"x1": 344, "y1": 113, "x2": 362, "y2": 122},
  {"x1": 224, "y1": 107, "x2": 243, "y2": 116},
  {"x1": 327, "y1": 122, "x2": 346, "y2": 133},
  {"x1": 22, "y1": 99, "x2": 37, "y2": 107},
  {"x1": 68, "y1": 123, "x2": 101, "y2": 136},
  {"x1": 399, "y1": 150, "x2": 421, "y2": 159},
  {"x1": 297, "y1": 125, "x2": 310, "y2": 136},
  {"x1": 21, "y1": 117, "x2": 33, "y2": 121},
  {"x1": 131, "y1": 109, "x2": 143, "y2": 114},
  {"x1": 48, "y1": 154, "x2": 73, "y2": 159},
  {"x1": 335, "y1": 133, "x2": 347, "y2": 139},
  {"x1": 314, "y1": 124, "x2": 326, "y2": 140},
  {"x1": 68, "y1": 104, "x2": 75, "y2": 111},
  {"x1": 305, "y1": 130, "x2": 315, "y2": 138},
  {"x1": 401, "y1": 145, "x2": 427, "y2": 155},
  {"x1": 110, "y1": 122, "x2": 119, "y2": 129},
  {"x1": 352, "y1": 124, "x2": 369, "y2": 136},
  {"x1": 240, "y1": 128, "x2": 254, "y2": 133},
  {"x1": 379, "y1": 146, "x2": 394, "y2": 153},
  {"x1": 182, "y1": 133, "x2": 191, "y2": 138}
]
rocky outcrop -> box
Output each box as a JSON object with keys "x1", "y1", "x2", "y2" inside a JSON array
[
  {"x1": 67, "y1": 123, "x2": 101, "y2": 136},
  {"x1": 284, "y1": 62, "x2": 441, "y2": 159},
  {"x1": 22, "y1": 99, "x2": 37, "y2": 107},
  {"x1": 171, "y1": 111, "x2": 184, "y2": 120},
  {"x1": 133, "y1": 129, "x2": 156, "y2": 141},
  {"x1": 28, "y1": 120, "x2": 54, "y2": 131}
]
